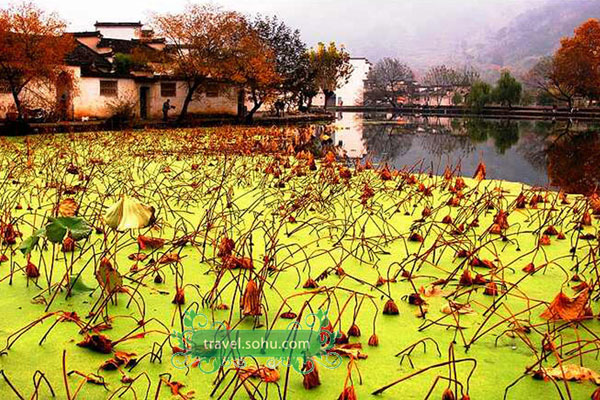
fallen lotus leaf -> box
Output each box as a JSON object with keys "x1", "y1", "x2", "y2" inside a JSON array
[
  {"x1": 57, "y1": 198, "x2": 79, "y2": 217},
  {"x1": 159, "y1": 252, "x2": 181, "y2": 264},
  {"x1": 100, "y1": 351, "x2": 137, "y2": 370},
  {"x1": 104, "y1": 197, "x2": 156, "y2": 231},
  {"x1": 330, "y1": 343, "x2": 368, "y2": 359},
  {"x1": 541, "y1": 289, "x2": 589, "y2": 321},
  {"x1": 541, "y1": 364, "x2": 600, "y2": 384},
  {"x1": 419, "y1": 285, "x2": 446, "y2": 297},
  {"x1": 137, "y1": 235, "x2": 165, "y2": 250},
  {"x1": 441, "y1": 302, "x2": 474, "y2": 315},
  {"x1": 77, "y1": 334, "x2": 114, "y2": 354},
  {"x1": 238, "y1": 365, "x2": 280, "y2": 382}
]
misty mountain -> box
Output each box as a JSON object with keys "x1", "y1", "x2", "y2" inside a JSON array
[{"x1": 471, "y1": 0, "x2": 600, "y2": 77}]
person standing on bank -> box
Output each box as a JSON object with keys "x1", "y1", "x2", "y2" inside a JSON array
[{"x1": 163, "y1": 99, "x2": 175, "y2": 122}]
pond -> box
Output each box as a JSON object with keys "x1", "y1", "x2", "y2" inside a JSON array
[{"x1": 326, "y1": 112, "x2": 600, "y2": 195}]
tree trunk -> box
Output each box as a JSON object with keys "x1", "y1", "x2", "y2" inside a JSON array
[
  {"x1": 11, "y1": 89, "x2": 23, "y2": 121},
  {"x1": 245, "y1": 101, "x2": 262, "y2": 123},
  {"x1": 306, "y1": 96, "x2": 313, "y2": 112},
  {"x1": 323, "y1": 91, "x2": 333, "y2": 110},
  {"x1": 177, "y1": 80, "x2": 201, "y2": 124}
]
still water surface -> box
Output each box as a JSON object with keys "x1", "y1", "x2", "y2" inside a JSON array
[{"x1": 327, "y1": 112, "x2": 600, "y2": 194}]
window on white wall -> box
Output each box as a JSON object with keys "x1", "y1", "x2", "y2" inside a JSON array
[
  {"x1": 99, "y1": 80, "x2": 118, "y2": 97},
  {"x1": 161, "y1": 82, "x2": 176, "y2": 97},
  {"x1": 205, "y1": 83, "x2": 219, "y2": 98}
]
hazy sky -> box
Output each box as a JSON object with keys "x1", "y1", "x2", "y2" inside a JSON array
[{"x1": 25, "y1": 0, "x2": 547, "y2": 65}]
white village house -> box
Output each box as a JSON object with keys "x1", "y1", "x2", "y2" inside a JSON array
[
  {"x1": 312, "y1": 58, "x2": 372, "y2": 107},
  {"x1": 0, "y1": 22, "x2": 240, "y2": 121}
]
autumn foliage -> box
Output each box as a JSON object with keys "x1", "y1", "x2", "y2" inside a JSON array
[{"x1": 0, "y1": 2, "x2": 73, "y2": 120}]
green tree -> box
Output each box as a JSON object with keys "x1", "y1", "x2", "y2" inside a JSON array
[
  {"x1": 466, "y1": 81, "x2": 492, "y2": 113},
  {"x1": 451, "y1": 91, "x2": 463, "y2": 105},
  {"x1": 493, "y1": 70, "x2": 522, "y2": 108},
  {"x1": 308, "y1": 42, "x2": 353, "y2": 110},
  {"x1": 251, "y1": 15, "x2": 308, "y2": 105}
]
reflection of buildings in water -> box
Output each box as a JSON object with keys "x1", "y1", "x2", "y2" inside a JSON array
[
  {"x1": 331, "y1": 112, "x2": 367, "y2": 159},
  {"x1": 418, "y1": 131, "x2": 475, "y2": 158},
  {"x1": 361, "y1": 122, "x2": 414, "y2": 160}
]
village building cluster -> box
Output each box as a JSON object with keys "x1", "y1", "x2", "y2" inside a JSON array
[{"x1": 0, "y1": 22, "x2": 376, "y2": 122}]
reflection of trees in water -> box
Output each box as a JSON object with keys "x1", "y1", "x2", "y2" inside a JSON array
[
  {"x1": 515, "y1": 121, "x2": 558, "y2": 172},
  {"x1": 546, "y1": 129, "x2": 600, "y2": 195},
  {"x1": 418, "y1": 127, "x2": 475, "y2": 158},
  {"x1": 462, "y1": 119, "x2": 520, "y2": 154},
  {"x1": 361, "y1": 123, "x2": 414, "y2": 160},
  {"x1": 359, "y1": 115, "x2": 599, "y2": 194}
]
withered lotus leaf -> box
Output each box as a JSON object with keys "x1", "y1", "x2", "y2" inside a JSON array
[
  {"x1": 540, "y1": 290, "x2": 589, "y2": 321},
  {"x1": 137, "y1": 235, "x2": 165, "y2": 250},
  {"x1": 302, "y1": 359, "x2": 321, "y2": 389},
  {"x1": 242, "y1": 279, "x2": 262, "y2": 316},
  {"x1": 77, "y1": 334, "x2": 114, "y2": 354},
  {"x1": 104, "y1": 197, "x2": 156, "y2": 231},
  {"x1": 473, "y1": 162, "x2": 486, "y2": 181},
  {"x1": 238, "y1": 365, "x2": 280, "y2": 383},
  {"x1": 57, "y1": 198, "x2": 79, "y2": 217},
  {"x1": 217, "y1": 237, "x2": 235, "y2": 258},
  {"x1": 541, "y1": 364, "x2": 600, "y2": 384},
  {"x1": 96, "y1": 257, "x2": 123, "y2": 293}
]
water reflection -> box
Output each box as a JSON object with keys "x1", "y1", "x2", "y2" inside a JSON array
[{"x1": 329, "y1": 112, "x2": 600, "y2": 194}]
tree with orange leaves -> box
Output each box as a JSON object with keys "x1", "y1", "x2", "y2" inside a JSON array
[
  {"x1": 0, "y1": 2, "x2": 73, "y2": 121},
  {"x1": 152, "y1": 5, "x2": 252, "y2": 123},
  {"x1": 554, "y1": 18, "x2": 600, "y2": 104},
  {"x1": 228, "y1": 20, "x2": 280, "y2": 122}
]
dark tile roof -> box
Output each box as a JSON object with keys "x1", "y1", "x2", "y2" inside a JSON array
[
  {"x1": 97, "y1": 38, "x2": 155, "y2": 55},
  {"x1": 65, "y1": 43, "x2": 112, "y2": 70},
  {"x1": 71, "y1": 31, "x2": 101, "y2": 38}
]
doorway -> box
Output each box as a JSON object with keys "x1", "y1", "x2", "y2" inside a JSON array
[{"x1": 140, "y1": 87, "x2": 149, "y2": 119}]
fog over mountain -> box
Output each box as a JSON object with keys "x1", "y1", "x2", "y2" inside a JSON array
[
  {"x1": 34, "y1": 0, "x2": 598, "y2": 77},
  {"x1": 471, "y1": 0, "x2": 600, "y2": 76}
]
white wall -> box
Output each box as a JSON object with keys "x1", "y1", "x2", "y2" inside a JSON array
[
  {"x1": 313, "y1": 58, "x2": 371, "y2": 107},
  {"x1": 96, "y1": 26, "x2": 140, "y2": 40},
  {"x1": 73, "y1": 78, "x2": 238, "y2": 120},
  {"x1": 148, "y1": 82, "x2": 238, "y2": 119},
  {"x1": 73, "y1": 76, "x2": 137, "y2": 119}
]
